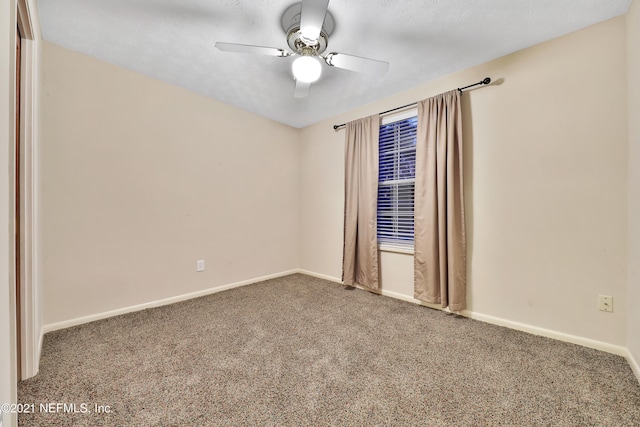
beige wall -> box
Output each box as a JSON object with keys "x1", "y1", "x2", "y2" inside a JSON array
[
  {"x1": 300, "y1": 16, "x2": 629, "y2": 346},
  {"x1": 1, "y1": 0, "x2": 19, "y2": 424},
  {"x1": 627, "y1": 0, "x2": 640, "y2": 370},
  {"x1": 40, "y1": 42, "x2": 300, "y2": 325}
]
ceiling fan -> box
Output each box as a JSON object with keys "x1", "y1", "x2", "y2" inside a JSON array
[{"x1": 215, "y1": 0, "x2": 390, "y2": 98}]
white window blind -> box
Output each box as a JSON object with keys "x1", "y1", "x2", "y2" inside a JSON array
[{"x1": 377, "y1": 111, "x2": 417, "y2": 247}]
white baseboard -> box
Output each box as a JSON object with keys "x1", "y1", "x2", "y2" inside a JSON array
[
  {"x1": 626, "y1": 348, "x2": 640, "y2": 383},
  {"x1": 461, "y1": 311, "x2": 628, "y2": 357},
  {"x1": 43, "y1": 269, "x2": 299, "y2": 334},
  {"x1": 296, "y1": 269, "x2": 342, "y2": 283},
  {"x1": 380, "y1": 288, "x2": 427, "y2": 305},
  {"x1": 297, "y1": 270, "x2": 628, "y2": 357},
  {"x1": 36, "y1": 327, "x2": 43, "y2": 374},
  {"x1": 382, "y1": 291, "x2": 626, "y2": 355}
]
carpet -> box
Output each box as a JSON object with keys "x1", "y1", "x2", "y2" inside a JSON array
[{"x1": 18, "y1": 273, "x2": 640, "y2": 426}]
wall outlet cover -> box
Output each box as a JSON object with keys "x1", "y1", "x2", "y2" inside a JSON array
[{"x1": 598, "y1": 295, "x2": 613, "y2": 312}]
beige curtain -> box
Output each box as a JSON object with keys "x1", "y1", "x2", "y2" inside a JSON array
[
  {"x1": 342, "y1": 115, "x2": 380, "y2": 291},
  {"x1": 414, "y1": 90, "x2": 467, "y2": 311}
]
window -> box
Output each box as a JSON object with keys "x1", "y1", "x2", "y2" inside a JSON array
[{"x1": 377, "y1": 110, "x2": 417, "y2": 250}]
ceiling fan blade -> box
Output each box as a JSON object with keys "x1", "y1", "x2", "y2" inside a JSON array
[
  {"x1": 215, "y1": 42, "x2": 290, "y2": 57},
  {"x1": 294, "y1": 80, "x2": 311, "y2": 98},
  {"x1": 300, "y1": 0, "x2": 330, "y2": 41},
  {"x1": 325, "y1": 52, "x2": 390, "y2": 76}
]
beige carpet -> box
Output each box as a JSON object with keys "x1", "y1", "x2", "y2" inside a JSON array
[{"x1": 19, "y1": 273, "x2": 640, "y2": 426}]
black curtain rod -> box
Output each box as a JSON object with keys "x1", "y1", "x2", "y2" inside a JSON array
[{"x1": 333, "y1": 77, "x2": 491, "y2": 130}]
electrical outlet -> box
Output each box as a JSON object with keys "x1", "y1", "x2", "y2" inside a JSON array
[
  {"x1": 196, "y1": 260, "x2": 205, "y2": 272},
  {"x1": 598, "y1": 295, "x2": 613, "y2": 312}
]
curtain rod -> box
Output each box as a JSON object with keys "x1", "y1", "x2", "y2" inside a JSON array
[{"x1": 332, "y1": 77, "x2": 491, "y2": 131}]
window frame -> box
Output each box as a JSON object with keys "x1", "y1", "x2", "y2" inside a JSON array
[{"x1": 377, "y1": 108, "x2": 418, "y2": 254}]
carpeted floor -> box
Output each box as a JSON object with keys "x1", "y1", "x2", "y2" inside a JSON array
[{"x1": 18, "y1": 274, "x2": 640, "y2": 426}]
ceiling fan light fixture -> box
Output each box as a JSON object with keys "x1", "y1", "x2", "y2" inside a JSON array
[{"x1": 292, "y1": 55, "x2": 322, "y2": 83}]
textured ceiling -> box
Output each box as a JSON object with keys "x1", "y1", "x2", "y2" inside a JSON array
[{"x1": 37, "y1": 0, "x2": 631, "y2": 128}]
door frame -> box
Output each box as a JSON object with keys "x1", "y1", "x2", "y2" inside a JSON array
[
  {"x1": 16, "y1": 0, "x2": 40, "y2": 380},
  {"x1": 15, "y1": 23, "x2": 22, "y2": 382}
]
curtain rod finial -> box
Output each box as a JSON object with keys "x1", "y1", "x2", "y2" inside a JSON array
[{"x1": 482, "y1": 77, "x2": 491, "y2": 85}]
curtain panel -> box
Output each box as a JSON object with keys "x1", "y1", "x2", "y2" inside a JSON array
[
  {"x1": 414, "y1": 90, "x2": 467, "y2": 311},
  {"x1": 342, "y1": 115, "x2": 380, "y2": 291}
]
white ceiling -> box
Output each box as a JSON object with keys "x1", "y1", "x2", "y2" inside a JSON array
[{"x1": 37, "y1": 0, "x2": 631, "y2": 128}]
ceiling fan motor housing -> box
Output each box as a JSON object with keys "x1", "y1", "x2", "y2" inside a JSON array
[
  {"x1": 281, "y1": 2, "x2": 335, "y2": 55},
  {"x1": 287, "y1": 26, "x2": 329, "y2": 54}
]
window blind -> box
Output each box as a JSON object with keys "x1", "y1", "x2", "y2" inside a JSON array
[{"x1": 377, "y1": 114, "x2": 417, "y2": 247}]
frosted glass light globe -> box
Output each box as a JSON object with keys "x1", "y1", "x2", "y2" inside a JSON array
[{"x1": 292, "y1": 56, "x2": 322, "y2": 83}]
